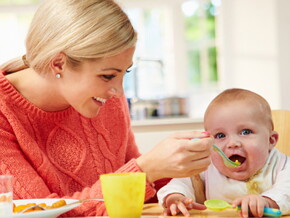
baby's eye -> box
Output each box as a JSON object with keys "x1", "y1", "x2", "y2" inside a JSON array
[
  {"x1": 101, "y1": 74, "x2": 116, "y2": 80},
  {"x1": 215, "y1": 133, "x2": 225, "y2": 139},
  {"x1": 241, "y1": 129, "x2": 253, "y2": 135}
]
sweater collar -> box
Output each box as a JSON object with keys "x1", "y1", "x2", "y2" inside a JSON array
[{"x1": 0, "y1": 71, "x2": 75, "y2": 120}]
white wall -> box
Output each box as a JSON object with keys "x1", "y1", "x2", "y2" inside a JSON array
[
  {"x1": 218, "y1": 0, "x2": 290, "y2": 110},
  {"x1": 276, "y1": 0, "x2": 290, "y2": 109}
]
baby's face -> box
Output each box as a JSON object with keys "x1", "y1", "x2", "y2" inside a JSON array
[{"x1": 204, "y1": 101, "x2": 277, "y2": 181}]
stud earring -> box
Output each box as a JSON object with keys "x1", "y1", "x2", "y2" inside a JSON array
[{"x1": 55, "y1": 73, "x2": 61, "y2": 79}]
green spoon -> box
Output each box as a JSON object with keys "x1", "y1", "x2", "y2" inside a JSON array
[
  {"x1": 213, "y1": 144, "x2": 241, "y2": 168},
  {"x1": 204, "y1": 199, "x2": 232, "y2": 211},
  {"x1": 191, "y1": 138, "x2": 241, "y2": 168},
  {"x1": 204, "y1": 199, "x2": 282, "y2": 217}
]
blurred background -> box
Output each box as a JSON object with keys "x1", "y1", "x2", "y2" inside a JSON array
[{"x1": 1, "y1": 0, "x2": 290, "y2": 152}]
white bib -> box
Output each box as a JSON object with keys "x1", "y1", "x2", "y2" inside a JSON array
[{"x1": 205, "y1": 148, "x2": 286, "y2": 203}]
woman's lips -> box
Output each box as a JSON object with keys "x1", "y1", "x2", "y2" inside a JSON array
[{"x1": 92, "y1": 97, "x2": 106, "y2": 106}]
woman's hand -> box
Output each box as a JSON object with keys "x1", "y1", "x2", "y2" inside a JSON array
[
  {"x1": 163, "y1": 193, "x2": 206, "y2": 217},
  {"x1": 136, "y1": 131, "x2": 213, "y2": 183},
  {"x1": 232, "y1": 195, "x2": 279, "y2": 218}
]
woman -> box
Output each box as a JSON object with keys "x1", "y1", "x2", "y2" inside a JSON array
[{"x1": 0, "y1": 0, "x2": 213, "y2": 216}]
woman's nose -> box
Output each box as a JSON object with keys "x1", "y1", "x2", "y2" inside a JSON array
[{"x1": 109, "y1": 87, "x2": 124, "y2": 98}]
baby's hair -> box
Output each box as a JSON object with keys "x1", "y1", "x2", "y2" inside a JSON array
[
  {"x1": 205, "y1": 88, "x2": 274, "y2": 130},
  {"x1": 1, "y1": 0, "x2": 137, "y2": 74}
]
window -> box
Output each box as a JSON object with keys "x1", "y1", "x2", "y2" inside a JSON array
[
  {"x1": 123, "y1": 7, "x2": 167, "y2": 99},
  {"x1": 183, "y1": 0, "x2": 220, "y2": 87},
  {"x1": 0, "y1": 0, "x2": 39, "y2": 64},
  {"x1": 120, "y1": 0, "x2": 221, "y2": 118}
]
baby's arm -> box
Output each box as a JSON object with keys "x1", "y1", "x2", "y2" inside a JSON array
[
  {"x1": 157, "y1": 177, "x2": 206, "y2": 217},
  {"x1": 261, "y1": 156, "x2": 290, "y2": 214},
  {"x1": 232, "y1": 194, "x2": 279, "y2": 218},
  {"x1": 163, "y1": 193, "x2": 206, "y2": 216}
]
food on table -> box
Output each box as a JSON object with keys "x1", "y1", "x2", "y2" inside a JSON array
[
  {"x1": 13, "y1": 199, "x2": 67, "y2": 213},
  {"x1": 0, "y1": 194, "x2": 12, "y2": 202}
]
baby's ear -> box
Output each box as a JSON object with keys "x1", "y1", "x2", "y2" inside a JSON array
[{"x1": 269, "y1": 130, "x2": 279, "y2": 151}]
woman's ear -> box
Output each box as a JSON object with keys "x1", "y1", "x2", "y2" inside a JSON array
[
  {"x1": 269, "y1": 130, "x2": 279, "y2": 151},
  {"x1": 49, "y1": 52, "x2": 67, "y2": 74}
]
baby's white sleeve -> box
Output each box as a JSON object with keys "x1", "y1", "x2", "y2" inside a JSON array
[
  {"x1": 262, "y1": 157, "x2": 290, "y2": 214},
  {"x1": 157, "y1": 177, "x2": 195, "y2": 207}
]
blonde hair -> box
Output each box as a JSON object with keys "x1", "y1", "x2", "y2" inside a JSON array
[
  {"x1": 1, "y1": 0, "x2": 137, "y2": 74},
  {"x1": 204, "y1": 88, "x2": 274, "y2": 130}
]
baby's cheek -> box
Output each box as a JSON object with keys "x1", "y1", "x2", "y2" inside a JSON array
[
  {"x1": 248, "y1": 155, "x2": 268, "y2": 175},
  {"x1": 248, "y1": 147, "x2": 269, "y2": 168}
]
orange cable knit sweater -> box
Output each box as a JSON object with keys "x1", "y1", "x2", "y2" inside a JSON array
[{"x1": 0, "y1": 72, "x2": 157, "y2": 216}]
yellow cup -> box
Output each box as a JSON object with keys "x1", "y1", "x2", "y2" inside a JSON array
[{"x1": 100, "y1": 172, "x2": 146, "y2": 218}]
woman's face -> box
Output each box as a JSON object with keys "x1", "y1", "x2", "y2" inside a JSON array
[
  {"x1": 58, "y1": 47, "x2": 135, "y2": 118},
  {"x1": 204, "y1": 101, "x2": 277, "y2": 181}
]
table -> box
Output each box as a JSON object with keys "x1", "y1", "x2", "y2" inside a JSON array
[
  {"x1": 74, "y1": 203, "x2": 290, "y2": 217},
  {"x1": 142, "y1": 203, "x2": 240, "y2": 217}
]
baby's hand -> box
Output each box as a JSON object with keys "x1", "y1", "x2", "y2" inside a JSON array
[
  {"x1": 163, "y1": 193, "x2": 206, "y2": 217},
  {"x1": 232, "y1": 195, "x2": 278, "y2": 218}
]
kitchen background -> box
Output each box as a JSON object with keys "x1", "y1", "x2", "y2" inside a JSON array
[{"x1": 1, "y1": 0, "x2": 290, "y2": 153}]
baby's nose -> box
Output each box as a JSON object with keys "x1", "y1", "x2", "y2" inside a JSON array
[{"x1": 226, "y1": 136, "x2": 242, "y2": 148}]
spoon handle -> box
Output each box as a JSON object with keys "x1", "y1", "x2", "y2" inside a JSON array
[
  {"x1": 263, "y1": 207, "x2": 282, "y2": 217},
  {"x1": 191, "y1": 138, "x2": 240, "y2": 168},
  {"x1": 68, "y1": 198, "x2": 104, "y2": 205},
  {"x1": 213, "y1": 144, "x2": 240, "y2": 167},
  {"x1": 237, "y1": 205, "x2": 282, "y2": 217}
]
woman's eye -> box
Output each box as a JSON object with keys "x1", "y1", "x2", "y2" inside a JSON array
[
  {"x1": 126, "y1": 66, "x2": 134, "y2": 73},
  {"x1": 215, "y1": 133, "x2": 225, "y2": 139},
  {"x1": 241, "y1": 129, "x2": 253, "y2": 135},
  {"x1": 102, "y1": 74, "x2": 116, "y2": 80}
]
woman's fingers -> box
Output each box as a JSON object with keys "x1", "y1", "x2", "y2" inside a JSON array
[
  {"x1": 186, "y1": 137, "x2": 213, "y2": 152},
  {"x1": 136, "y1": 131, "x2": 214, "y2": 181},
  {"x1": 172, "y1": 131, "x2": 210, "y2": 140}
]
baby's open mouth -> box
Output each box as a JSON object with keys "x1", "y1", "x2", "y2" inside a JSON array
[{"x1": 229, "y1": 155, "x2": 246, "y2": 164}]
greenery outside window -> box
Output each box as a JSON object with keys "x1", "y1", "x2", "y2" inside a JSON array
[{"x1": 183, "y1": 0, "x2": 220, "y2": 88}]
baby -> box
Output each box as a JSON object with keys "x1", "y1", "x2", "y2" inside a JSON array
[{"x1": 157, "y1": 88, "x2": 290, "y2": 217}]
